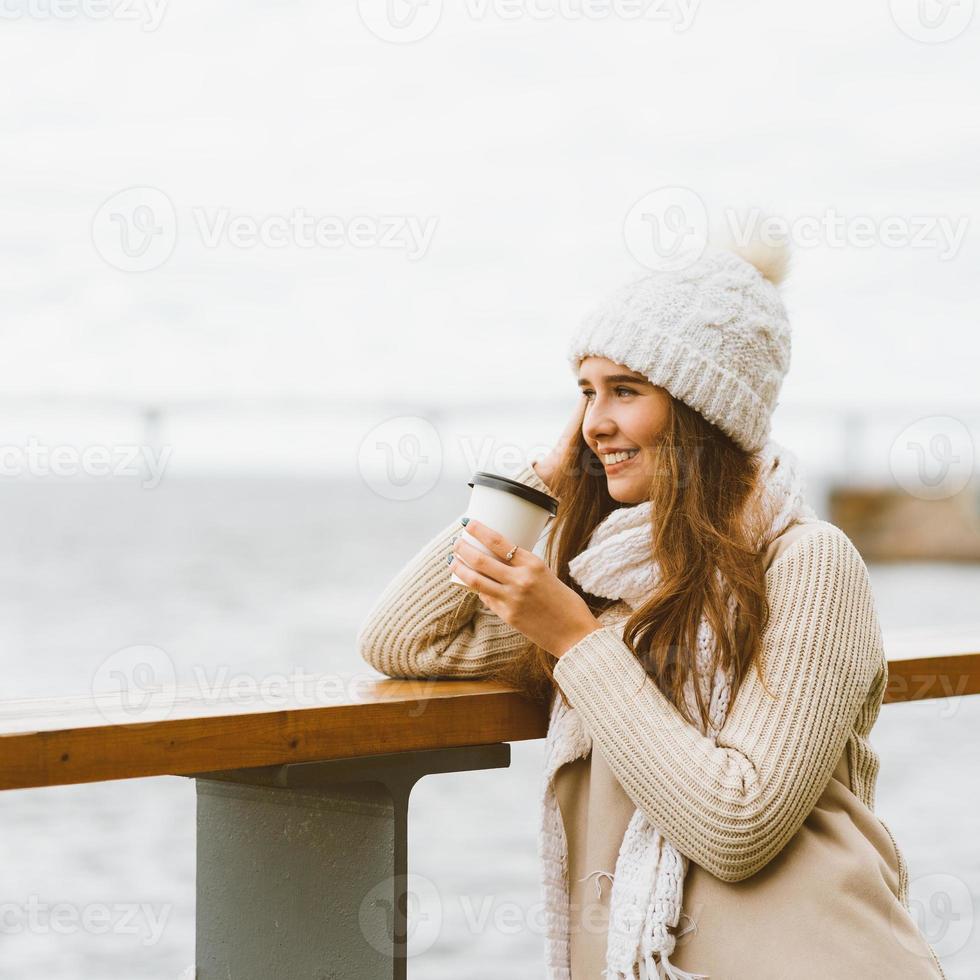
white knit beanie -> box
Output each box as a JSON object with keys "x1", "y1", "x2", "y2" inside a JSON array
[{"x1": 567, "y1": 238, "x2": 793, "y2": 454}]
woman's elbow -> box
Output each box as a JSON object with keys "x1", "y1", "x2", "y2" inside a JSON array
[
  {"x1": 693, "y1": 853, "x2": 769, "y2": 885},
  {"x1": 357, "y1": 624, "x2": 442, "y2": 680},
  {"x1": 700, "y1": 823, "x2": 793, "y2": 884},
  {"x1": 704, "y1": 857, "x2": 765, "y2": 884},
  {"x1": 356, "y1": 620, "x2": 398, "y2": 677}
]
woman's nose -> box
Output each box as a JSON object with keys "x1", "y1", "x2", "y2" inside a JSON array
[{"x1": 584, "y1": 418, "x2": 616, "y2": 447}]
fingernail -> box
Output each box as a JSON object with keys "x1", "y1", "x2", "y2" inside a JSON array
[
  {"x1": 460, "y1": 516, "x2": 470, "y2": 526},
  {"x1": 447, "y1": 554, "x2": 454, "y2": 565}
]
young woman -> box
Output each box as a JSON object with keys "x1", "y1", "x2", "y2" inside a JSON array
[{"x1": 357, "y1": 240, "x2": 947, "y2": 980}]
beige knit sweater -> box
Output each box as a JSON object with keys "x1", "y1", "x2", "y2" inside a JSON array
[{"x1": 356, "y1": 462, "x2": 906, "y2": 905}]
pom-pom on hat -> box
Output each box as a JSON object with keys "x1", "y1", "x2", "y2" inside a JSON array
[{"x1": 567, "y1": 229, "x2": 793, "y2": 454}]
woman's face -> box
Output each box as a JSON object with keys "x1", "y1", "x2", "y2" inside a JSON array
[{"x1": 577, "y1": 356, "x2": 672, "y2": 504}]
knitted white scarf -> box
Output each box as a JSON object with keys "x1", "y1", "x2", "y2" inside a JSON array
[{"x1": 538, "y1": 438, "x2": 819, "y2": 980}]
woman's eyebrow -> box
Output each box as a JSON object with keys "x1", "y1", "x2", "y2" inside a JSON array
[{"x1": 577, "y1": 374, "x2": 651, "y2": 387}]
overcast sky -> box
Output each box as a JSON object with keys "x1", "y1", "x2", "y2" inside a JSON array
[{"x1": 1, "y1": 0, "x2": 977, "y2": 474}]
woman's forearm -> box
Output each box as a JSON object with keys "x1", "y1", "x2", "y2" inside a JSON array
[{"x1": 356, "y1": 463, "x2": 552, "y2": 678}]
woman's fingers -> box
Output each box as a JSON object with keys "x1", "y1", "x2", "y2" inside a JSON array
[
  {"x1": 455, "y1": 520, "x2": 523, "y2": 567},
  {"x1": 449, "y1": 554, "x2": 502, "y2": 600},
  {"x1": 452, "y1": 536, "x2": 507, "y2": 584}
]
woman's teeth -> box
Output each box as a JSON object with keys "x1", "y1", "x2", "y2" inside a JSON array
[{"x1": 602, "y1": 449, "x2": 639, "y2": 465}]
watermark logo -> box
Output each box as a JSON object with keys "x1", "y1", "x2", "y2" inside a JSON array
[
  {"x1": 358, "y1": 872, "x2": 443, "y2": 957},
  {"x1": 885, "y1": 668, "x2": 972, "y2": 719},
  {"x1": 358, "y1": 0, "x2": 443, "y2": 43},
  {"x1": 358, "y1": 424, "x2": 674, "y2": 501},
  {"x1": 622, "y1": 196, "x2": 971, "y2": 271},
  {"x1": 358, "y1": 415, "x2": 443, "y2": 501},
  {"x1": 357, "y1": 0, "x2": 700, "y2": 41},
  {"x1": 92, "y1": 188, "x2": 438, "y2": 271},
  {"x1": 463, "y1": 0, "x2": 700, "y2": 27},
  {"x1": 0, "y1": 438, "x2": 172, "y2": 488},
  {"x1": 192, "y1": 209, "x2": 437, "y2": 258},
  {"x1": 898, "y1": 871, "x2": 974, "y2": 957},
  {"x1": 187, "y1": 665, "x2": 437, "y2": 718},
  {"x1": 91, "y1": 644, "x2": 177, "y2": 726},
  {"x1": 623, "y1": 186, "x2": 709, "y2": 272},
  {"x1": 727, "y1": 207, "x2": 969, "y2": 262},
  {"x1": 888, "y1": 415, "x2": 975, "y2": 500},
  {"x1": 0, "y1": 0, "x2": 168, "y2": 30},
  {"x1": 0, "y1": 896, "x2": 172, "y2": 946},
  {"x1": 90, "y1": 651, "x2": 440, "y2": 727},
  {"x1": 888, "y1": 0, "x2": 974, "y2": 43},
  {"x1": 356, "y1": 876, "x2": 693, "y2": 954},
  {"x1": 92, "y1": 187, "x2": 178, "y2": 272}
]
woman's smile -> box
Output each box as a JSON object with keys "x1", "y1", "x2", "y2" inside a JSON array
[{"x1": 602, "y1": 449, "x2": 640, "y2": 475}]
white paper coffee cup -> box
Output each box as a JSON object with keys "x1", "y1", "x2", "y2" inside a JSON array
[{"x1": 450, "y1": 470, "x2": 559, "y2": 587}]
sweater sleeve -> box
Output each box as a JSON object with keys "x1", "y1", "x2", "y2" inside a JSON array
[
  {"x1": 551, "y1": 524, "x2": 885, "y2": 883},
  {"x1": 357, "y1": 463, "x2": 558, "y2": 679}
]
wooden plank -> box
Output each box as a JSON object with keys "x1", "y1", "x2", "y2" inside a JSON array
[
  {"x1": 880, "y1": 627, "x2": 980, "y2": 703},
  {"x1": 0, "y1": 676, "x2": 548, "y2": 791},
  {"x1": 883, "y1": 653, "x2": 980, "y2": 704},
  {"x1": 1, "y1": 640, "x2": 978, "y2": 790}
]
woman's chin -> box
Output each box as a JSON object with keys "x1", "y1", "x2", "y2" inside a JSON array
[{"x1": 607, "y1": 479, "x2": 645, "y2": 504}]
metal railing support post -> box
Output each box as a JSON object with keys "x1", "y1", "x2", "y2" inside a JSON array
[{"x1": 188, "y1": 743, "x2": 510, "y2": 980}]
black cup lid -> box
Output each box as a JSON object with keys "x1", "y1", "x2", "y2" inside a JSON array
[{"x1": 467, "y1": 471, "x2": 559, "y2": 516}]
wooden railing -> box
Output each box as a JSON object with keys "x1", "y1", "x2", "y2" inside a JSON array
[
  {"x1": 0, "y1": 676, "x2": 547, "y2": 793},
  {"x1": 881, "y1": 627, "x2": 980, "y2": 703},
  {"x1": 0, "y1": 640, "x2": 977, "y2": 978}
]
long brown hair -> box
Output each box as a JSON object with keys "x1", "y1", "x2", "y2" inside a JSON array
[{"x1": 489, "y1": 395, "x2": 795, "y2": 728}]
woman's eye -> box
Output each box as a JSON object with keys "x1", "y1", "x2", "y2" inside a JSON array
[{"x1": 582, "y1": 387, "x2": 635, "y2": 401}]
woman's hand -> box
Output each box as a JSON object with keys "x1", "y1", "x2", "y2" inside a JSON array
[
  {"x1": 532, "y1": 395, "x2": 587, "y2": 488},
  {"x1": 449, "y1": 519, "x2": 602, "y2": 660}
]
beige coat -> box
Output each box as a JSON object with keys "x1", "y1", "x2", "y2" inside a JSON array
[
  {"x1": 554, "y1": 523, "x2": 948, "y2": 980},
  {"x1": 556, "y1": 730, "x2": 948, "y2": 979}
]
